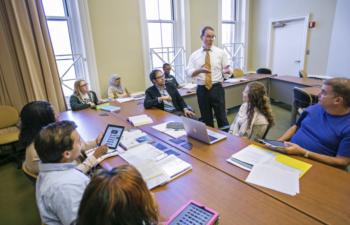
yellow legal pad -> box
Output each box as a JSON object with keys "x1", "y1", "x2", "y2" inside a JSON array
[
  {"x1": 247, "y1": 144, "x2": 312, "y2": 178},
  {"x1": 275, "y1": 154, "x2": 312, "y2": 178}
]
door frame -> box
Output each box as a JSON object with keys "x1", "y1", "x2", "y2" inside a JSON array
[{"x1": 266, "y1": 15, "x2": 310, "y2": 74}]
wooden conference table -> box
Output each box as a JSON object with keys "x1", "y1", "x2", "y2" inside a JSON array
[
  {"x1": 178, "y1": 74, "x2": 323, "y2": 116},
  {"x1": 60, "y1": 100, "x2": 350, "y2": 225}
]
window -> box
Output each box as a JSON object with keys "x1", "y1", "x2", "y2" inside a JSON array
[
  {"x1": 143, "y1": 0, "x2": 186, "y2": 83},
  {"x1": 221, "y1": 0, "x2": 244, "y2": 69},
  {"x1": 221, "y1": 0, "x2": 236, "y2": 45},
  {"x1": 41, "y1": 0, "x2": 87, "y2": 100}
]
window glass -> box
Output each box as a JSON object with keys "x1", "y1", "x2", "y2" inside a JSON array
[
  {"x1": 42, "y1": 0, "x2": 65, "y2": 17},
  {"x1": 47, "y1": 21, "x2": 72, "y2": 55}
]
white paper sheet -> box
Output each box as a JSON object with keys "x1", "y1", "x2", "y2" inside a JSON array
[
  {"x1": 246, "y1": 162, "x2": 300, "y2": 196},
  {"x1": 152, "y1": 122, "x2": 186, "y2": 138},
  {"x1": 116, "y1": 97, "x2": 134, "y2": 103}
]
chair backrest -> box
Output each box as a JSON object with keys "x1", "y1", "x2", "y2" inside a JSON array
[
  {"x1": 0, "y1": 105, "x2": 19, "y2": 129},
  {"x1": 22, "y1": 163, "x2": 37, "y2": 184},
  {"x1": 233, "y1": 68, "x2": 244, "y2": 77},
  {"x1": 293, "y1": 87, "x2": 313, "y2": 109},
  {"x1": 299, "y1": 70, "x2": 307, "y2": 78},
  {"x1": 262, "y1": 124, "x2": 271, "y2": 139},
  {"x1": 256, "y1": 68, "x2": 272, "y2": 75}
]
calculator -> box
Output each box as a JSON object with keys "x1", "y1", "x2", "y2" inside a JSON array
[{"x1": 166, "y1": 200, "x2": 219, "y2": 225}]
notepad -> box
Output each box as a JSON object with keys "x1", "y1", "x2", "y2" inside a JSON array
[
  {"x1": 152, "y1": 121, "x2": 186, "y2": 138},
  {"x1": 227, "y1": 144, "x2": 312, "y2": 177},
  {"x1": 99, "y1": 105, "x2": 121, "y2": 112},
  {"x1": 116, "y1": 97, "x2": 134, "y2": 103},
  {"x1": 224, "y1": 78, "x2": 248, "y2": 83},
  {"x1": 119, "y1": 130, "x2": 153, "y2": 149},
  {"x1": 128, "y1": 114, "x2": 153, "y2": 126},
  {"x1": 246, "y1": 162, "x2": 300, "y2": 196},
  {"x1": 120, "y1": 143, "x2": 191, "y2": 189},
  {"x1": 95, "y1": 103, "x2": 110, "y2": 110}
]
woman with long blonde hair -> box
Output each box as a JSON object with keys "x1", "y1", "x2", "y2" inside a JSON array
[
  {"x1": 229, "y1": 82, "x2": 274, "y2": 139},
  {"x1": 70, "y1": 79, "x2": 99, "y2": 111},
  {"x1": 76, "y1": 165, "x2": 159, "y2": 225}
]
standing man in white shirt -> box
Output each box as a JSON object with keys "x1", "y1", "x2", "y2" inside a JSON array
[{"x1": 186, "y1": 26, "x2": 231, "y2": 128}]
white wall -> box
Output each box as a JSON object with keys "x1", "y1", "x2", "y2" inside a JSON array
[
  {"x1": 248, "y1": 0, "x2": 337, "y2": 75},
  {"x1": 326, "y1": 0, "x2": 350, "y2": 77}
]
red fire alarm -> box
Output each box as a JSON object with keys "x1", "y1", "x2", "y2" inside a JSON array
[{"x1": 309, "y1": 21, "x2": 316, "y2": 28}]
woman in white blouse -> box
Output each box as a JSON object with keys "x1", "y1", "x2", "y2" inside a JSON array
[{"x1": 229, "y1": 82, "x2": 274, "y2": 139}]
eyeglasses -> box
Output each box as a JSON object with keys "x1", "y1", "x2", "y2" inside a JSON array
[
  {"x1": 155, "y1": 74, "x2": 165, "y2": 80},
  {"x1": 80, "y1": 83, "x2": 88, "y2": 87},
  {"x1": 205, "y1": 35, "x2": 216, "y2": 40}
]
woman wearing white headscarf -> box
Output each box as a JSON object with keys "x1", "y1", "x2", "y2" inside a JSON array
[{"x1": 107, "y1": 74, "x2": 129, "y2": 99}]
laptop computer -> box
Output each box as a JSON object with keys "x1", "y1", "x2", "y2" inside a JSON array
[{"x1": 181, "y1": 117, "x2": 227, "y2": 144}]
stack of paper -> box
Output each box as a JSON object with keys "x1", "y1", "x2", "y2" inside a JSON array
[
  {"x1": 224, "y1": 78, "x2": 248, "y2": 83},
  {"x1": 226, "y1": 145, "x2": 275, "y2": 171},
  {"x1": 246, "y1": 160, "x2": 300, "y2": 196},
  {"x1": 308, "y1": 74, "x2": 333, "y2": 80},
  {"x1": 182, "y1": 83, "x2": 197, "y2": 89},
  {"x1": 99, "y1": 105, "x2": 121, "y2": 112},
  {"x1": 84, "y1": 146, "x2": 125, "y2": 164},
  {"x1": 120, "y1": 143, "x2": 192, "y2": 189},
  {"x1": 116, "y1": 97, "x2": 134, "y2": 103},
  {"x1": 227, "y1": 144, "x2": 312, "y2": 195},
  {"x1": 119, "y1": 130, "x2": 153, "y2": 149},
  {"x1": 130, "y1": 91, "x2": 145, "y2": 100},
  {"x1": 128, "y1": 114, "x2": 153, "y2": 126},
  {"x1": 152, "y1": 121, "x2": 186, "y2": 138}
]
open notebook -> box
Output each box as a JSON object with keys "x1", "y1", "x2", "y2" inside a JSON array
[{"x1": 120, "y1": 143, "x2": 192, "y2": 189}]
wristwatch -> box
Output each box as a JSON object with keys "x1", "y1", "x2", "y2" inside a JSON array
[{"x1": 304, "y1": 150, "x2": 310, "y2": 158}]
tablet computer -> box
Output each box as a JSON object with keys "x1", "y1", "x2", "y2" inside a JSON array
[
  {"x1": 257, "y1": 139, "x2": 286, "y2": 152},
  {"x1": 99, "y1": 124, "x2": 125, "y2": 150},
  {"x1": 166, "y1": 200, "x2": 219, "y2": 225}
]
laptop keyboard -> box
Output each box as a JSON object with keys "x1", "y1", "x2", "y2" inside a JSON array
[{"x1": 208, "y1": 135, "x2": 218, "y2": 141}]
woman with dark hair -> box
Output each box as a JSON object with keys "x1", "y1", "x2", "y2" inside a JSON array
[
  {"x1": 20, "y1": 101, "x2": 107, "y2": 175},
  {"x1": 229, "y1": 82, "x2": 274, "y2": 139},
  {"x1": 76, "y1": 165, "x2": 159, "y2": 225},
  {"x1": 70, "y1": 79, "x2": 100, "y2": 111}
]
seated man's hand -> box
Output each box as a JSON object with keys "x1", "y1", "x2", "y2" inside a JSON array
[
  {"x1": 183, "y1": 108, "x2": 195, "y2": 117},
  {"x1": 222, "y1": 65, "x2": 231, "y2": 74},
  {"x1": 93, "y1": 145, "x2": 108, "y2": 158},
  {"x1": 95, "y1": 133, "x2": 103, "y2": 146},
  {"x1": 160, "y1": 96, "x2": 172, "y2": 102},
  {"x1": 284, "y1": 142, "x2": 306, "y2": 156}
]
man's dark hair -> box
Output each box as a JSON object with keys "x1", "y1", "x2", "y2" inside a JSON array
[
  {"x1": 34, "y1": 120, "x2": 78, "y2": 163},
  {"x1": 200, "y1": 26, "x2": 215, "y2": 38},
  {"x1": 324, "y1": 78, "x2": 350, "y2": 107},
  {"x1": 149, "y1": 69, "x2": 162, "y2": 83},
  {"x1": 162, "y1": 63, "x2": 171, "y2": 69}
]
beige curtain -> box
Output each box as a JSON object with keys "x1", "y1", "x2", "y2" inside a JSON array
[{"x1": 0, "y1": 0, "x2": 66, "y2": 112}]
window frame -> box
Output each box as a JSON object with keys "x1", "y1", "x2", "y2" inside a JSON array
[
  {"x1": 139, "y1": 0, "x2": 188, "y2": 86},
  {"x1": 41, "y1": 0, "x2": 100, "y2": 103}
]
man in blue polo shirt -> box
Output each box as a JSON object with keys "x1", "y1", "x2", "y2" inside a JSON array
[{"x1": 278, "y1": 78, "x2": 350, "y2": 169}]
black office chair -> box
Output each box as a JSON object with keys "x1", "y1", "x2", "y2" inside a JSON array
[
  {"x1": 290, "y1": 87, "x2": 313, "y2": 125},
  {"x1": 299, "y1": 70, "x2": 307, "y2": 78},
  {"x1": 262, "y1": 124, "x2": 272, "y2": 139},
  {"x1": 256, "y1": 68, "x2": 272, "y2": 75}
]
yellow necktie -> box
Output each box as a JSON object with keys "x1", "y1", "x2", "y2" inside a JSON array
[{"x1": 204, "y1": 50, "x2": 212, "y2": 90}]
